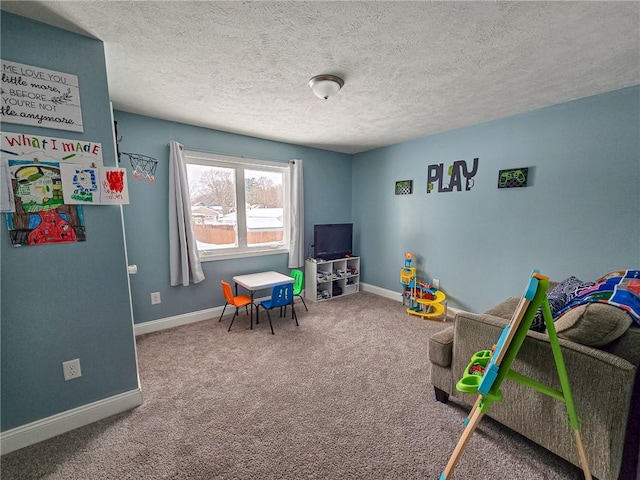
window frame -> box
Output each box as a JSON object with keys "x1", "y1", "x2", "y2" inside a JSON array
[{"x1": 184, "y1": 150, "x2": 290, "y2": 262}]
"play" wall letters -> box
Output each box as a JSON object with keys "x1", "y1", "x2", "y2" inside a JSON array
[{"x1": 427, "y1": 157, "x2": 479, "y2": 193}]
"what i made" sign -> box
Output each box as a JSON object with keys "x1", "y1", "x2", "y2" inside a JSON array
[{"x1": 1, "y1": 60, "x2": 84, "y2": 133}]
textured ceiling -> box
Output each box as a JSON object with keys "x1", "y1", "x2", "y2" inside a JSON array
[{"x1": 2, "y1": 1, "x2": 639, "y2": 154}]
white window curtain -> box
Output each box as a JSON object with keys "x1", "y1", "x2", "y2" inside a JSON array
[
  {"x1": 169, "y1": 141, "x2": 205, "y2": 286},
  {"x1": 288, "y1": 159, "x2": 304, "y2": 268}
]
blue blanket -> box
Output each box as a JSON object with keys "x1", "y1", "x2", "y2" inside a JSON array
[{"x1": 555, "y1": 270, "x2": 640, "y2": 326}]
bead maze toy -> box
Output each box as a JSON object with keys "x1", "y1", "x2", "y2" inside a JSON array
[
  {"x1": 439, "y1": 270, "x2": 591, "y2": 480},
  {"x1": 400, "y1": 253, "x2": 446, "y2": 320}
]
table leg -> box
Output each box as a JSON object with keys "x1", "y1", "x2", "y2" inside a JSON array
[
  {"x1": 250, "y1": 292, "x2": 254, "y2": 328},
  {"x1": 253, "y1": 292, "x2": 259, "y2": 325}
]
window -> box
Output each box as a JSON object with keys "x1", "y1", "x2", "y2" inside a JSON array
[{"x1": 185, "y1": 150, "x2": 290, "y2": 261}]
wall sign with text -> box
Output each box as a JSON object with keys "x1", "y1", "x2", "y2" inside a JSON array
[
  {"x1": 427, "y1": 157, "x2": 479, "y2": 193},
  {"x1": 0, "y1": 132, "x2": 132, "y2": 215},
  {"x1": 1, "y1": 132, "x2": 102, "y2": 166},
  {"x1": 1, "y1": 60, "x2": 84, "y2": 132}
]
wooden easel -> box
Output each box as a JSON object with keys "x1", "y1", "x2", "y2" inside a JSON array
[{"x1": 439, "y1": 271, "x2": 591, "y2": 480}]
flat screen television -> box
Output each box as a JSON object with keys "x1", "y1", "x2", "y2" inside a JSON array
[{"x1": 314, "y1": 223, "x2": 353, "y2": 260}]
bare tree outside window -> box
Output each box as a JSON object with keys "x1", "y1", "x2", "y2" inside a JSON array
[
  {"x1": 245, "y1": 169, "x2": 284, "y2": 247},
  {"x1": 245, "y1": 171, "x2": 282, "y2": 208},
  {"x1": 190, "y1": 166, "x2": 236, "y2": 215}
]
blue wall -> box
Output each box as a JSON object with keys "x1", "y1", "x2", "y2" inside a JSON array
[
  {"x1": 2, "y1": 9, "x2": 638, "y2": 440},
  {"x1": 1, "y1": 14, "x2": 139, "y2": 431},
  {"x1": 353, "y1": 86, "x2": 640, "y2": 313},
  {"x1": 113, "y1": 111, "x2": 352, "y2": 324}
]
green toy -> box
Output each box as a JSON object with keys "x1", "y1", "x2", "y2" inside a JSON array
[{"x1": 439, "y1": 270, "x2": 592, "y2": 480}]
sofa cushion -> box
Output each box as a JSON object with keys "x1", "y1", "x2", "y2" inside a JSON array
[
  {"x1": 484, "y1": 297, "x2": 520, "y2": 320},
  {"x1": 428, "y1": 327, "x2": 454, "y2": 367},
  {"x1": 555, "y1": 303, "x2": 633, "y2": 347}
]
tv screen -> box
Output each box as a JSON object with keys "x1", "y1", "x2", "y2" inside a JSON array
[{"x1": 314, "y1": 223, "x2": 353, "y2": 260}]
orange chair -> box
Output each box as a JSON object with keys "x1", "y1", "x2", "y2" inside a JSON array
[{"x1": 219, "y1": 280, "x2": 253, "y2": 332}]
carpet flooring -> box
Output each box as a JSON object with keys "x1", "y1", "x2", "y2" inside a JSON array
[{"x1": 1, "y1": 292, "x2": 585, "y2": 479}]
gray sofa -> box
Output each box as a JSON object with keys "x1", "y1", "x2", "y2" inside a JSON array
[{"x1": 429, "y1": 297, "x2": 640, "y2": 480}]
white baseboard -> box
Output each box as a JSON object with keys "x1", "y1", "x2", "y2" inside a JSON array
[
  {"x1": 135, "y1": 286, "x2": 463, "y2": 337},
  {"x1": 360, "y1": 282, "x2": 462, "y2": 321},
  {"x1": 360, "y1": 282, "x2": 404, "y2": 302},
  {"x1": 134, "y1": 295, "x2": 273, "y2": 336},
  {"x1": 1, "y1": 388, "x2": 143, "y2": 455},
  {"x1": 134, "y1": 307, "x2": 222, "y2": 336}
]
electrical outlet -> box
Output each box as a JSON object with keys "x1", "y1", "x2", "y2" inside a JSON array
[
  {"x1": 151, "y1": 292, "x2": 161, "y2": 304},
  {"x1": 62, "y1": 358, "x2": 82, "y2": 381},
  {"x1": 432, "y1": 278, "x2": 440, "y2": 289}
]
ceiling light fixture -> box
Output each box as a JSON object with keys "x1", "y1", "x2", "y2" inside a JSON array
[{"x1": 308, "y1": 74, "x2": 344, "y2": 100}]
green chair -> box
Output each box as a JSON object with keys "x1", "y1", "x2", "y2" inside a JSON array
[{"x1": 291, "y1": 269, "x2": 308, "y2": 311}]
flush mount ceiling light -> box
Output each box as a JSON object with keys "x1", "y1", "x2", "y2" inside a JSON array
[{"x1": 308, "y1": 74, "x2": 344, "y2": 100}]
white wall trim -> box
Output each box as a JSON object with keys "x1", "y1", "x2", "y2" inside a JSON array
[
  {"x1": 360, "y1": 282, "x2": 403, "y2": 302},
  {"x1": 135, "y1": 286, "x2": 462, "y2": 337},
  {"x1": 1, "y1": 388, "x2": 143, "y2": 455},
  {"x1": 134, "y1": 296, "x2": 272, "y2": 336},
  {"x1": 135, "y1": 307, "x2": 222, "y2": 336},
  {"x1": 360, "y1": 282, "x2": 463, "y2": 321}
]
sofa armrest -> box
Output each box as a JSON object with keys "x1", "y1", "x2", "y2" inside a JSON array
[
  {"x1": 428, "y1": 327, "x2": 453, "y2": 367},
  {"x1": 602, "y1": 324, "x2": 640, "y2": 367}
]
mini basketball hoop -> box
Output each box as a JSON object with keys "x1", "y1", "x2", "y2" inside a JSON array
[{"x1": 123, "y1": 153, "x2": 158, "y2": 184}]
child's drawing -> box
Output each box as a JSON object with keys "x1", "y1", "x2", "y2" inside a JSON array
[
  {"x1": 100, "y1": 167, "x2": 129, "y2": 204},
  {"x1": 60, "y1": 164, "x2": 100, "y2": 204},
  {"x1": 6, "y1": 160, "x2": 86, "y2": 246}
]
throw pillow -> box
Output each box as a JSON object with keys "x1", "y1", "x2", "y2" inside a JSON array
[
  {"x1": 554, "y1": 303, "x2": 633, "y2": 346},
  {"x1": 530, "y1": 276, "x2": 595, "y2": 332}
]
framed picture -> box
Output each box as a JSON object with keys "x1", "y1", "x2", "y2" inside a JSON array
[
  {"x1": 395, "y1": 179, "x2": 413, "y2": 195},
  {"x1": 498, "y1": 167, "x2": 528, "y2": 188}
]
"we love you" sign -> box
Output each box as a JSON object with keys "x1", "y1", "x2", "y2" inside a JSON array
[{"x1": 1, "y1": 60, "x2": 84, "y2": 133}]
